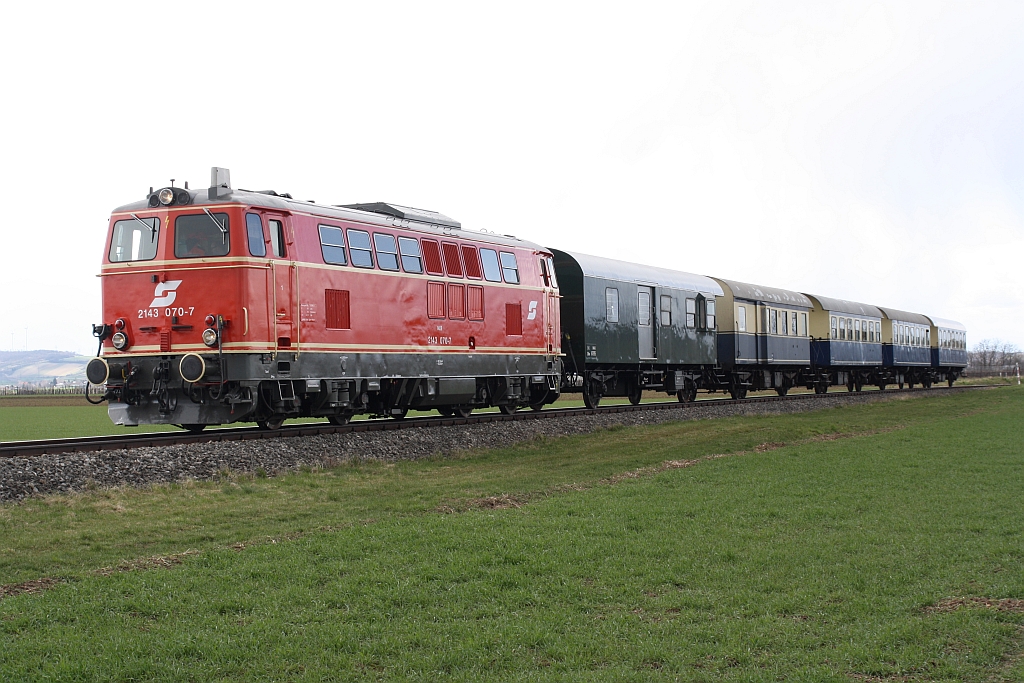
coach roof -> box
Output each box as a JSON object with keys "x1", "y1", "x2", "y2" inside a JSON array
[
  {"x1": 878, "y1": 307, "x2": 932, "y2": 326},
  {"x1": 714, "y1": 279, "x2": 812, "y2": 307},
  {"x1": 553, "y1": 250, "x2": 723, "y2": 296},
  {"x1": 805, "y1": 294, "x2": 884, "y2": 318},
  {"x1": 927, "y1": 316, "x2": 967, "y2": 331}
]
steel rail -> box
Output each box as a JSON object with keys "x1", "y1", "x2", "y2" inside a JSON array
[{"x1": 0, "y1": 385, "x2": 990, "y2": 459}]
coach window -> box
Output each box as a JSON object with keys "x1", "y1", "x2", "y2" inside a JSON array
[
  {"x1": 737, "y1": 305, "x2": 747, "y2": 332},
  {"x1": 246, "y1": 214, "x2": 266, "y2": 257},
  {"x1": 480, "y1": 248, "x2": 502, "y2": 282},
  {"x1": 318, "y1": 225, "x2": 347, "y2": 265},
  {"x1": 175, "y1": 213, "x2": 230, "y2": 258},
  {"x1": 831, "y1": 316, "x2": 838, "y2": 339},
  {"x1": 770, "y1": 309, "x2": 778, "y2": 335},
  {"x1": 398, "y1": 237, "x2": 423, "y2": 273},
  {"x1": 109, "y1": 217, "x2": 160, "y2": 262},
  {"x1": 499, "y1": 252, "x2": 520, "y2": 284},
  {"x1": 855, "y1": 319, "x2": 861, "y2": 341},
  {"x1": 838, "y1": 317, "x2": 846, "y2": 340},
  {"x1": 800, "y1": 312, "x2": 807, "y2": 337},
  {"x1": 269, "y1": 219, "x2": 285, "y2": 258},
  {"x1": 685, "y1": 298, "x2": 696, "y2": 328},
  {"x1": 373, "y1": 233, "x2": 400, "y2": 271},
  {"x1": 706, "y1": 300, "x2": 716, "y2": 329},
  {"x1": 660, "y1": 295, "x2": 672, "y2": 326},
  {"x1": 347, "y1": 229, "x2": 373, "y2": 268},
  {"x1": 606, "y1": 288, "x2": 619, "y2": 323}
]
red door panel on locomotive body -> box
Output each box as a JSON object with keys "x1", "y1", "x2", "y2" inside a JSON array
[{"x1": 265, "y1": 213, "x2": 296, "y2": 349}]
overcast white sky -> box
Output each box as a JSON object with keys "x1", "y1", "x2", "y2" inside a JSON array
[{"x1": 1, "y1": 1, "x2": 1021, "y2": 354}]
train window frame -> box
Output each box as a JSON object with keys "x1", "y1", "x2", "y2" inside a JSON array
[
  {"x1": 398, "y1": 237, "x2": 423, "y2": 273},
  {"x1": 268, "y1": 219, "x2": 285, "y2": 258},
  {"x1": 441, "y1": 242, "x2": 464, "y2": 278},
  {"x1": 839, "y1": 317, "x2": 846, "y2": 340},
  {"x1": 791, "y1": 311, "x2": 798, "y2": 336},
  {"x1": 685, "y1": 298, "x2": 696, "y2": 328},
  {"x1": 109, "y1": 216, "x2": 160, "y2": 263},
  {"x1": 737, "y1": 305, "x2": 746, "y2": 332},
  {"x1": 706, "y1": 299, "x2": 716, "y2": 330},
  {"x1": 499, "y1": 251, "x2": 520, "y2": 284},
  {"x1": 246, "y1": 214, "x2": 267, "y2": 258},
  {"x1": 373, "y1": 233, "x2": 400, "y2": 271},
  {"x1": 546, "y1": 257, "x2": 558, "y2": 289},
  {"x1": 462, "y1": 245, "x2": 482, "y2": 279},
  {"x1": 480, "y1": 248, "x2": 502, "y2": 282},
  {"x1": 799, "y1": 312, "x2": 807, "y2": 337},
  {"x1": 831, "y1": 316, "x2": 838, "y2": 339},
  {"x1": 854, "y1": 319, "x2": 861, "y2": 341},
  {"x1": 318, "y1": 225, "x2": 347, "y2": 265},
  {"x1": 770, "y1": 308, "x2": 778, "y2": 335},
  {"x1": 660, "y1": 295, "x2": 672, "y2": 326},
  {"x1": 606, "y1": 288, "x2": 619, "y2": 323},
  {"x1": 174, "y1": 213, "x2": 230, "y2": 259},
  {"x1": 346, "y1": 229, "x2": 374, "y2": 268},
  {"x1": 421, "y1": 239, "x2": 444, "y2": 275}
]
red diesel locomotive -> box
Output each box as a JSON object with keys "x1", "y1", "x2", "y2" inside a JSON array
[{"x1": 87, "y1": 168, "x2": 562, "y2": 430}]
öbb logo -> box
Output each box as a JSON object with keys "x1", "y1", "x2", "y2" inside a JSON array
[{"x1": 149, "y1": 280, "x2": 183, "y2": 307}]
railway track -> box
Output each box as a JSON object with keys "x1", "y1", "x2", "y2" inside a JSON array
[{"x1": 0, "y1": 385, "x2": 988, "y2": 459}]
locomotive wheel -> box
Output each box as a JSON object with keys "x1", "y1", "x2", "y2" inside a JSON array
[
  {"x1": 582, "y1": 379, "x2": 602, "y2": 409},
  {"x1": 499, "y1": 404, "x2": 518, "y2": 415},
  {"x1": 257, "y1": 417, "x2": 284, "y2": 430},
  {"x1": 453, "y1": 406, "x2": 473, "y2": 418},
  {"x1": 327, "y1": 413, "x2": 352, "y2": 426},
  {"x1": 627, "y1": 382, "x2": 643, "y2": 406},
  {"x1": 529, "y1": 403, "x2": 545, "y2": 411},
  {"x1": 437, "y1": 407, "x2": 454, "y2": 417},
  {"x1": 180, "y1": 424, "x2": 205, "y2": 433},
  {"x1": 391, "y1": 407, "x2": 409, "y2": 420},
  {"x1": 528, "y1": 388, "x2": 549, "y2": 411}
]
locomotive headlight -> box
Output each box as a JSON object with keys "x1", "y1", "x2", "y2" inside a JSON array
[
  {"x1": 111, "y1": 331, "x2": 129, "y2": 350},
  {"x1": 201, "y1": 328, "x2": 219, "y2": 347},
  {"x1": 158, "y1": 188, "x2": 175, "y2": 205},
  {"x1": 114, "y1": 318, "x2": 126, "y2": 331}
]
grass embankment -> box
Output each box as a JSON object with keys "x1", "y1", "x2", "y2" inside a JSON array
[{"x1": 2, "y1": 387, "x2": 1023, "y2": 680}]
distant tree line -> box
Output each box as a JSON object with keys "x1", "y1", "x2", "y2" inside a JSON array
[{"x1": 968, "y1": 339, "x2": 1022, "y2": 376}]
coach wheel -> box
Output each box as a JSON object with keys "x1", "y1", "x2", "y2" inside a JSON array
[
  {"x1": 878, "y1": 382, "x2": 887, "y2": 391},
  {"x1": 775, "y1": 386, "x2": 788, "y2": 397},
  {"x1": 257, "y1": 417, "x2": 284, "y2": 430},
  {"x1": 453, "y1": 406, "x2": 472, "y2": 419},
  {"x1": 180, "y1": 424, "x2": 205, "y2": 433},
  {"x1": 499, "y1": 404, "x2": 518, "y2": 415},
  {"x1": 814, "y1": 383, "x2": 828, "y2": 395},
  {"x1": 327, "y1": 413, "x2": 352, "y2": 426},
  {"x1": 948, "y1": 376, "x2": 955, "y2": 387},
  {"x1": 855, "y1": 379, "x2": 863, "y2": 392},
  {"x1": 898, "y1": 382, "x2": 904, "y2": 390},
  {"x1": 846, "y1": 378, "x2": 854, "y2": 392},
  {"x1": 582, "y1": 378, "x2": 602, "y2": 409},
  {"x1": 729, "y1": 384, "x2": 747, "y2": 401},
  {"x1": 677, "y1": 379, "x2": 697, "y2": 403},
  {"x1": 922, "y1": 377, "x2": 932, "y2": 389},
  {"x1": 907, "y1": 381, "x2": 915, "y2": 389},
  {"x1": 627, "y1": 381, "x2": 643, "y2": 406}
]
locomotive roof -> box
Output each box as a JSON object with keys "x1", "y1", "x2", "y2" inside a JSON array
[
  {"x1": 713, "y1": 278, "x2": 812, "y2": 307},
  {"x1": 552, "y1": 249, "x2": 723, "y2": 296},
  {"x1": 111, "y1": 189, "x2": 542, "y2": 252},
  {"x1": 877, "y1": 306, "x2": 932, "y2": 326},
  {"x1": 926, "y1": 316, "x2": 967, "y2": 331},
  {"x1": 805, "y1": 294, "x2": 884, "y2": 318}
]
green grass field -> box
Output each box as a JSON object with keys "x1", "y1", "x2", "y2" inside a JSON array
[{"x1": 1, "y1": 387, "x2": 1022, "y2": 680}]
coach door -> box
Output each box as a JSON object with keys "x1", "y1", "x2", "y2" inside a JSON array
[
  {"x1": 638, "y1": 286, "x2": 655, "y2": 359},
  {"x1": 267, "y1": 214, "x2": 297, "y2": 351}
]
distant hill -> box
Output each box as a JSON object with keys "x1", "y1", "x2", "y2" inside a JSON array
[{"x1": 0, "y1": 350, "x2": 91, "y2": 385}]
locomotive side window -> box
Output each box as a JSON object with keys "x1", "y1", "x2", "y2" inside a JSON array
[
  {"x1": 462, "y1": 245, "x2": 482, "y2": 279},
  {"x1": 347, "y1": 229, "x2": 374, "y2": 268},
  {"x1": 422, "y1": 239, "x2": 444, "y2": 275},
  {"x1": 480, "y1": 248, "x2": 502, "y2": 282},
  {"x1": 685, "y1": 298, "x2": 696, "y2": 328},
  {"x1": 269, "y1": 220, "x2": 285, "y2": 258},
  {"x1": 318, "y1": 225, "x2": 347, "y2": 265},
  {"x1": 325, "y1": 289, "x2": 350, "y2": 329},
  {"x1": 398, "y1": 237, "x2": 423, "y2": 273},
  {"x1": 499, "y1": 252, "x2": 519, "y2": 284},
  {"x1": 427, "y1": 282, "x2": 446, "y2": 319},
  {"x1": 246, "y1": 214, "x2": 266, "y2": 257},
  {"x1": 109, "y1": 217, "x2": 159, "y2": 262},
  {"x1": 545, "y1": 256, "x2": 558, "y2": 289},
  {"x1": 605, "y1": 288, "x2": 619, "y2": 323},
  {"x1": 373, "y1": 233, "x2": 400, "y2": 271},
  {"x1": 441, "y1": 242, "x2": 463, "y2": 278},
  {"x1": 660, "y1": 295, "x2": 672, "y2": 326},
  {"x1": 175, "y1": 213, "x2": 230, "y2": 258}
]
